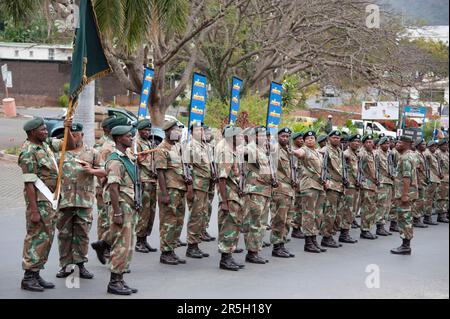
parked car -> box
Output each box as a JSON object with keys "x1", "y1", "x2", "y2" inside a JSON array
[
  {"x1": 335, "y1": 120, "x2": 397, "y2": 138},
  {"x1": 322, "y1": 85, "x2": 338, "y2": 97}
]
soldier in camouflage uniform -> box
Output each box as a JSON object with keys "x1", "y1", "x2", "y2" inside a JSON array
[
  {"x1": 339, "y1": 134, "x2": 361, "y2": 244},
  {"x1": 412, "y1": 139, "x2": 429, "y2": 228},
  {"x1": 319, "y1": 130, "x2": 345, "y2": 248},
  {"x1": 242, "y1": 126, "x2": 272, "y2": 264},
  {"x1": 358, "y1": 135, "x2": 379, "y2": 240},
  {"x1": 155, "y1": 120, "x2": 193, "y2": 265},
  {"x1": 391, "y1": 136, "x2": 417, "y2": 255},
  {"x1": 435, "y1": 139, "x2": 449, "y2": 223},
  {"x1": 292, "y1": 131, "x2": 327, "y2": 253},
  {"x1": 374, "y1": 137, "x2": 395, "y2": 236},
  {"x1": 270, "y1": 127, "x2": 296, "y2": 258},
  {"x1": 423, "y1": 141, "x2": 441, "y2": 225},
  {"x1": 134, "y1": 120, "x2": 158, "y2": 253},
  {"x1": 56, "y1": 123, "x2": 105, "y2": 280},
  {"x1": 290, "y1": 132, "x2": 305, "y2": 239},
  {"x1": 389, "y1": 138, "x2": 401, "y2": 232},
  {"x1": 186, "y1": 122, "x2": 212, "y2": 259},
  {"x1": 201, "y1": 126, "x2": 217, "y2": 242},
  {"x1": 216, "y1": 126, "x2": 245, "y2": 271},
  {"x1": 18, "y1": 117, "x2": 75, "y2": 292}
]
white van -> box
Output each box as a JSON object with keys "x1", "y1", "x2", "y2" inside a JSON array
[{"x1": 337, "y1": 120, "x2": 397, "y2": 138}]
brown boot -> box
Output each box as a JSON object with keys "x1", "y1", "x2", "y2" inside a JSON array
[
  {"x1": 220, "y1": 253, "x2": 240, "y2": 271},
  {"x1": 135, "y1": 237, "x2": 150, "y2": 253},
  {"x1": 107, "y1": 273, "x2": 132, "y2": 295},
  {"x1": 360, "y1": 230, "x2": 378, "y2": 240},
  {"x1": 413, "y1": 217, "x2": 428, "y2": 228},
  {"x1": 91, "y1": 240, "x2": 109, "y2": 264},
  {"x1": 245, "y1": 251, "x2": 268, "y2": 264},
  {"x1": 186, "y1": 244, "x2": 203, "y2": 259},
  {"x1": 272, "y1": 244, "x2": 290, "y2": 258},
  {"x1": 390, "y1": 239, "x2": 412, "y2": 255},
  {"x1": 304, "y1": 236, "x2": 321, "y2": 253},
  {"x1": 376, "y1": 224, "x2": 390, "y2": 236},
  {"x1": 339, "y1": 229, "x2": 358, "y2": 243},
  {"x1": 159, "y1": 251, "x2": 178, "y2": 265},
  {"x1": 35, "y1": 271, "x2": 55, "y2": 289},
  {"x1": 321, "y1": 236, "x2": 341, "y2": 248},
  {"x1": 389, "y1": 221, "x2": 400, "y2": 232},
  {"x1": 312, "y1": 235, "x2": 327, "y2": 252},
  {"x1": 21, "y1": 270, "x2": 44, "y2": 292},
  {"x1": 291, "y1": 228, "x2": 305, "y2": 239}
]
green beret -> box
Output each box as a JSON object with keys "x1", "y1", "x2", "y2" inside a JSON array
[
  {"x1": 224, "y1": 126, "x2": 242, "y2": 138},
  {"x1": 292, "y1": 132, "x2": 304, "y2": 140},
  {"x1": 438, "y1": 138, "x2": 448, "y2": 146},
  {"x1": 101, "y1": 116, "x2": 115, "y2": 128},
  {"x1": 136, "y1": 119, "x2": 151, "y2": 130},
  {"x1": 317, "y1": 134, "x2": 327, "y2": 143},
  {"x1": 23, "y1": 117, "x2": 45, "y2": 132},
  {"x1": 111, "y1": 125, "x2": 133, "y2": 137},
  {"x1": 373, "y1": 139, "x2": 379, "y2": 146},
  {"x1": 378, "y1": 137, "x2": 389, "y2": 146},
  {"x1": 304, "y1": 131, "x2": 316, "y2": 139},
  {"x1": 107, "y1": 116, "x2": 128, "y2": 129},
  {"x1": 162, "y1": 120, "x2": 178, "y2": 132},
  {"x1": 427, "y1": 140, "x2": 437, "y2": 147},
  {"x1": 328, "y1": 130, "x2": 341, "y2": 137},
  {"x1": 278, "y1": 127, "x2": 292, "y2": 135},
  {"x1": 341, "y1": 136, "x2": 348, "y2": 142},
  {"x1": 399, "y1": 135, "x2": 413, "y2": 143},
  {"x1": 70, "y1": 123, "x2": 83, "y2": 132},
  {"x1": 361, "y1": 135, "x2": 373, "y2": 143},
  {"x1": 348, "y1": 134, "x2": 361, "y2": 142}
]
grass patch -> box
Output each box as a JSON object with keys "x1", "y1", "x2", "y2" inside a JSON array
[{"x1": 4, "y1": 146, "x2": 21, "y2": 156}]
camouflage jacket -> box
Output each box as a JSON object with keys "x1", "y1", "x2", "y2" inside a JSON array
[
  {"x1": 154, "y1": 140, "x2": 187, "y2": 191},
  {"x1": 436, "y1": 149, "x2": 449, "y2": 183},
  {"x1": 187, "y1": 138, "x2": 212, "y2": 192},
  {"x1": 375, "y1": 149, "x2": 394, "y2": 186},
  {"x1": 394, "y1": 150, "x2": 418, "y2": 200},
  {"x1": 344, "y1": 148, "x2": 358, "y2": 188},
  {"x1": 358, "y1": 147, "x2": 377, "y2": 191},
  {"x1": 322, "y1": 144, "x2": 344, "y2": 193},
  {"x1": 93, "y1": 134, "x2": 111, "y2": 151},
  {"x1": 424, "y1": 149, "x2": 441, "y2": 184},
  {"x1": 244, "y1": 141, "x2": 272, "y2": 198},
  {"x1": 293, "y1": 145, "x2": 303, "y2": 193},
  {"x1": 59, "y1": 145, "x2": 102, "y2": 209},
  {"x1": 299, "y1": 146, "x2": 324, "y2": 191},
  {"x1": 273, "y1": 144, "x2": 295, "y2": 198},
  {"x1": 415, "y1": 151, "x2": 429, "y2": 188},
  {"x1": 104, "y1": 149, "x2": 135, "y2": 205},
  {"x1": 18, "y1": 138, "x2": 61, "y2": 202},
  {"x1": 99, "y1": 136, "x2": 116, "y2": 162},
  {"x1": 216, "y1": 140, "x2": 242, "y2": 205},
  {"x1": 136, "y1": 134, "x2": 157, "y2": 183}
]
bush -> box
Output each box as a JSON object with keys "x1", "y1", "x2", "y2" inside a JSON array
[{"x1": 58, "y1": 95, "x2": 68, "y2": 108}]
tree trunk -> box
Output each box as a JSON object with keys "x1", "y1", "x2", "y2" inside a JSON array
[{"x1": 74, "y1": 81, "x2": 96, "y2": 147}]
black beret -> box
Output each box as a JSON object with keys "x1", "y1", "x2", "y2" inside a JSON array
[
  {"x1": 378, "y1": 137, "x2": 389, "y2": 146},
  {"x1": 101, "y1": 116, "x2": 115, "y2": 128},
  {"x1": 317, "y1": 134, "x2": 327, "y2": 143},
  {"x1": 23, "y1": 117, "x2": 45, "y2": 132},
  {"x1": 348, "y1": 134, "x2": 361, "y2": 142},
  {"x1": 305, "y1": 131, "x2": 317, "y2": 139},
  {"x1": 399, "y1": 135, "x2": 413, "y2": 143},
  {"x1": 373, "y1": 139, "x2": 379, "y2": 145},
  {"x1": 341, "y1": 136, "x2": 348, "y2": 142},
  {"x1": 107, "y1": 116, "x2": 128, "y2": 129},
  {"x1": 292, "y1": 132, "x2": 304, "y2": 140},
  {"x1": 111, "y1": 125, "x2": 133, "y2": 137},
  {"x1": 361, "y1": 135, "x2": 373, "y2": 143},
  {"x1": 70, "y1": 123, "x2": 83, "y2": 132},
  {"x1": 278, "y1": 127, "x2": 292, "y2": 135},
  {"x1": 414, "y1": 138, "x2": 425, "y2": 147},
  {"x1": 328, "y1": 130, "x2": 341, "y2": 137},
  {"x1": 136, "y1": 119, "x2": 151, "y2": 130}
]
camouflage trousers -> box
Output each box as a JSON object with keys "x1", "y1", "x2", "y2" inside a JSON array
[
  {"x1": 243, "y1": 194, "x2": 270, "y2": 252},
  {"x1": 300, "y1": 188, "x2": 325, "y2": 236},
  {"x1": 360, "y1": 189, "x2": 377, "y2": 232},
  {"x1": 187, "y1": 189, "x2": 209, "y2": 244},
  {"x1": 321, "y1": 190, "x2": 344, "y2": 237},
  {"x1": 413, "y1": 187, "x2": 426, "y2": 219},
  {"x1": 96, "y1": 191, "x2": 109, "y2": 241},
  {"x1": 22, "y1": 201, "x2": 57, "y2": 271},
  {"x1": 424, "y1": 182, "x2": 439, "y2": 217},
  {"x1": 289, "y1": 192, "x2": 302, "y2": 229},
  {"x1": 107, "y1": 200, "x2": 138, "y2": 274},
  {"x1": 57, "y1": 207, "x2": 93, "y2": 268},
  {"x1": 392, "y1": 199, "x2": 414, "y2": 240},
  {"x1": 388, "y1": 185, "x2": 397, "y2": 222},
  {"x1": 340, "y1": 187, "x2": 358, "y2": 230},
  {"x1": 203, "y1": 189, "x2": 215, "y2": 234},
  {"x1": 159, "y1": 189, "x2": 186, "y2": 252},
  {"x1": 436, "y1": 182, "x2": 449, "y2": 214},
  {"x1": 270, "y1": 193, "x2": 294, "y2": 245},
  {"x1": 218, "y1": 200, "x2": 243, "y2": 254},
  {"x1": 375, "y1": 184, "x2": 394, "y2": 225},
  {"x1": 136, "y1": 182, "x2": 157, "y2": 238}
]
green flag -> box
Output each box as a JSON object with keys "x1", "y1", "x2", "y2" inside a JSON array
[{"x1": 69, "y1": 0, "x2": 111, "y2": 101}]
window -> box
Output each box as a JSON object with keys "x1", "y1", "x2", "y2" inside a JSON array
[
  {"x1": 14, "y1": 50, "x2": 19, "y2": 57},
  {"x1": 29, "y1": 50, "x2": 33, "y2": 57},
  {"x1": 48, "y1": 48, "x2": 55, "y2": 60}
]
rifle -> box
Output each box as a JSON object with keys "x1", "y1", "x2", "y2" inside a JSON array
[
  {"x1": 204, "y1": 138, "x2": 218, "y2": 183},
  {"x1": 149, "y1": 133, "x2": 157, "y2": 179},
  {"x1": 238, "y1": 150, "x2": 246, "y2": 197},
  {"x1": 267, "y1": 141, "x2": 279, "y2": 188},
  {"x1": 341, "y1": 145, "x2": 349, "y2": 188},
  {"x1": 374, "y1": 152, "x2": 381, "y2": 185},
  {"x1": 179, "y1": 143, "x2": 193, "y2": 185},
  {"x1": 287, "y1": 143, "x2": 299, "y2": 188},
  {"x1": 437, "y1": 155, "x2": 444, "y2": 179},
  {"x1": 356, "y1": 155, "x2": 366, "y2": 188},
  {"x1": 420, "y1": 152, "x2": 431, "y2": 184},
  {"x1": 321, "y1": 149, "x2": 329, "y2": 185},
  {"x1": 133, "y1": 138, "x2": 143, "y2": 210},
  {"x1": 387, "y1": 150, "x2": 397, "y2": 179}
]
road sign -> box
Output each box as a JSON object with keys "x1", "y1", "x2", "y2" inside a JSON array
[
  {"x1": 1, "y1": 64, "x2": 7, "y2": 81},
  {"x1": 362, "y1": 101, "x2": 399, "y2": 120},
  {"x1": 5, "y1": 71, "x2": 12, "y2": 88},
  {"x1": 403, "y1": 128, "x2": 423, "y2": 140}
]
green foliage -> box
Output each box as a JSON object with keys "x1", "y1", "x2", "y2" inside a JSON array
[
  {"x1": 58, "y1": 83, "x2": 70, "y2": 108},
  {"x1": 282, "y1": 118, "x2": 325, "y2": 135},
  {"x1": 0, "y1": 17, "x2": 48, "y2": 43},
  {"x1": 4, "y1": 146, "x2": 21, "y2": 156},
  {"x1": 423, "y1": 120, "x2": 441, "y2": 140}
]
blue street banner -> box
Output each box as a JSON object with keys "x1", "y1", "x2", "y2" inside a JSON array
[
  {"x1": 137, "y1": 68, "x2": 154, "y2": 119},
  {"x1": 266, "y1": 81, "x2": 283, "y2": 135},
  {"x1": 402, "y1": 105, "x2": 427, "y2": 136},
  {"x1": 188, "y1": 73, "x2": 207, "y2": 129},
  {"x1": 229, "y1": 77, "x2": 243, "y2": 125}
]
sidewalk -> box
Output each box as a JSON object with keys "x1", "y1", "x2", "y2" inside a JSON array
[{"x1": 0, "y1": 160, "x2": 25, "y2": 210}]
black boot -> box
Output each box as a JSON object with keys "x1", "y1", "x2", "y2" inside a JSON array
[
  {"x1": 304, "y1": 236, "x2": 321, "y2": 253},
  {"x1": 280, "y1": 243, "x2": 295, "y2": 257},
  {"x1": 376, "y1": 224, "x2": 390, "y2": 236},
  {"x1": 339, "y1": 229, "x2": 358, "y2": 244},
  {"x1": 351, "y1": 219, "x2": 360, "y2": 229},
  {"x1": 135, "y1": 237, "x2": 150, "y2": 253},
  {"x1": 321, "y1": 236, "x2": 341, "y2": 248},
  {"x1": 291, "y1": 228, "x2": 305, "y2": 239},
  {"x1": 107, "y1": 273, "x2": 132, "y2": 295},
  {"x1": 220, "y1": 253, "x2": 239, "y2": 271},
  {"x1": 389, "y1": 221, "x2": 400, "y2": 232},
  {"x1": 171, "y1": 251, "x2": 186, "y2": 264},
  {"x1": 423, "y1": 215, "x2": 438, "y2": 225},
  {"x1": 35, "y1": 271, "x2": 55, "y2": 289},
  {"x1": 77, "y1": 263, "x2": 94, "y2": 279},
  {"x1": 360, "y1": 230, "x2": 378, "y2": 240},
  {"x1": 234, "y1": 248, "x2": 244, "y2": 253},
  {"x1": 143, "y1": 238, "x2": 157, "y2": 252},
  {"x1": 122, "y1": 275, "x2": 138, "y2": 293},
  {"x1": 390, "y1": 239, "x2": 412, "y2": 255},
  {"x1": 312, "y1": 235, "x2": 327, "y2": 252},
  {"x1": 186, "y1": 244, "x2": 203, "y2": 259},
  {"x1": 177, "y1": 239, "x2": 187, "y2": 247},
  {"x1": 91, "y1": 240, "x2": 108, "y2": 265},
  {"x1": 437, "y1": 213, "x2": 449, "y2": 223},
  {"x1": 272, "y1": 244, "x2": 290, "y2": 258},
  {"x1": 21, "y1": 270, "x2": 44, "y2": 292},
  {"x1": 56, "y1": 266, "x2": 74, "y2": 278},
  {"x1": 245, "y1": 251, "x2": 268, "y2": 264},
  {"x1": 413, "y1": 217, "x2": 428, "y2": 228},
  {"x1": 159, "y1": 251, "x2": 178, "y2": 265},
  {"x1": 204, "y1": 231, "x2": 216, "y2": 241},
  {"x1": 230, "y1": 257, "x2": 245, "y2": 269},
  {"x1": 262, "y1": 241, "x2": 271, "y2": 248}
]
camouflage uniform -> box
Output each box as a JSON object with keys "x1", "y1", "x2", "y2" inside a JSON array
[
  {"x1": 388, "y1": 148, "x2": 400, "y2": 223},
  {"x1": 135, "y1": 135, "x2": 157, "y2": 239},
  {"x1": 342, "y1": 147, "x2": 359, "y2": 230},
  {"x1": 19, "y1": 138, "x2": 61, "y2": 271},
  {"x1": 242, "y1": 142, "x2": 272, "y2": 252},
  {"x1": 57, "y1": 145, "x2": 101, "y2": 267},
  {"x1": 413, "y1": 150, "x2": 428, "y2": 219},
  {"x1": 186, "y1": 139, "x2": 212, "y2": 244},
  {"x1": 104, "y1": 150, "x2": 138, "y2": 274},
  {"x1": 216, "y1": 141, "x2": 244, "y2": 254},
  {"x1": 154, "y1": 140, "x2": 187, "y2": 252},
  {"x1": 424, "y1": 149, "x2": 440, "y2": 217},
  {"x1": 358, "y1": 147, "x2": 378, "y2": 232},
  {"x1": 299, "y1": 146, "x2": 325, "y2": 236},
  {"x1": 203, "y1": 141, "x2": 217, "y2": 236},
  {"x1": 320, "y1": 144, "x2": 344, "y2": 238},
  {"x1": 435, "y1": 149, "x2": 449, "y2": 215},
  {"x1": 289, "y1": 145, "x2": 303, "y2": 231},
  {"x1": 270, "y1": 145, "x2": 295, "y2": 244},
  {"x1": 393, "y1": 150, "x2": 417, "y2": 240},
  {"x1": 374, "y1": 149, "x2": 394, "y2": 226}
]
